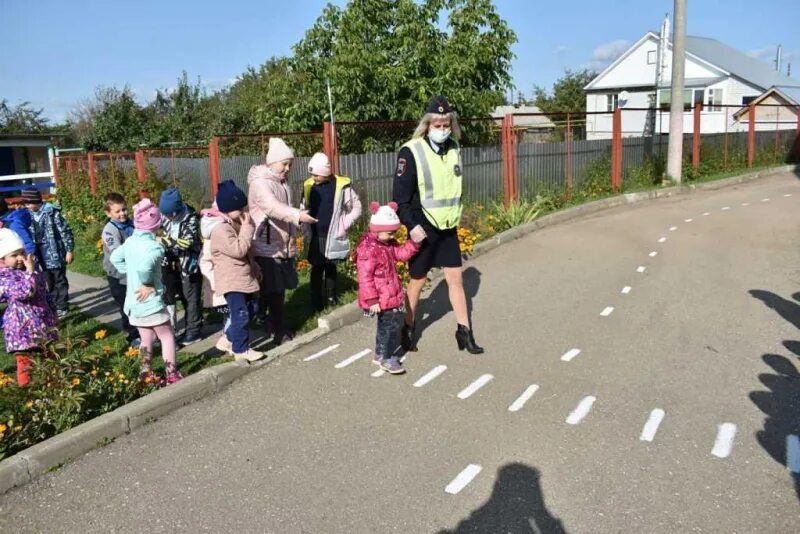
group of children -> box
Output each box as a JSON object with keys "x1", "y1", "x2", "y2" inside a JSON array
[{"x1": 0, "y1": 136, "x2": 426, "y2": 387}]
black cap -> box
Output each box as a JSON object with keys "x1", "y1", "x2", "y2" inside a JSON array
[{"x1": 426, "y1": 95, "x2": 453, "y2": 114}]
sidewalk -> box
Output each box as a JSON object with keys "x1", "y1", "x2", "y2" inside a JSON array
[{"x1": 66, "y1": 270, "x2": 232, "y2": 355}]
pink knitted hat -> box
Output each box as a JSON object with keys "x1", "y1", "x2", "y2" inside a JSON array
[
  {"x1": 369, "y1": 201, "x2": 401, "y2": 233},
  {"x1": 308, "y1": 152, "x2": 332, "y2": 177},
  {"x1": 133, "y1": 198, "x2": 162, "y2": 231}
]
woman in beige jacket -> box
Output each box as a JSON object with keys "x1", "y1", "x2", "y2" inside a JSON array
[{"x1": 247, "y1": 137, "x2": 316, "y2": 344}]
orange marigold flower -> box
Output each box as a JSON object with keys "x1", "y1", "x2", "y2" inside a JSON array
[
  {"x1": 94, "y1": 330, "x2": 107, "y2": 340},
  {"x1": 71, "y1": 378, "x2": 80, "y2": 386}
]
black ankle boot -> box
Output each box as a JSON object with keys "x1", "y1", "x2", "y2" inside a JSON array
[
  {"x1": 455, "y1": 324, "x2": 484, "y2": 354},
  {"x1": 401, "y1": 322, "x2": 418, "y2": 352}
]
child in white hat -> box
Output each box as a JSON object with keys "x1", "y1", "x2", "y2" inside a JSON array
[
  {"x1": 0, "y1": 228, "x2": 57, "y2": 385},
  {"x1": 300, "y1": 152, "x2": 362, "y2": 312},
  {"x1": 352, "y1": 202, "x2": 421, "y2": 374}
]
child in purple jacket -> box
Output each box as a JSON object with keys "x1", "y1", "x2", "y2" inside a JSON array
[{"x1": 0, "y1": 228, "x2": 58, "y2": 385}]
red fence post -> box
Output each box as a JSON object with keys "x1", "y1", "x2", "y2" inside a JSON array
[
  {"x1": 794, "y1": 106, "x2": 800, "y2": 162},
  {"x1": 501, "y1": 114, "x2": 517, "y2": 206},
  {"x1": 134, "y1": 150, "x2": 147, "y2": 199},
  {"x1": 87, "y1": 152, "x2": 97, "y2": 194},
  {"x1": 747, "y1": 104, "x2": 756, "y2": 167},
  {"x1": 208, "y1": 137, "x2": 221, "y2": 198},
  {"x1": 51, "y1": 154, "x2": 60, "y2": 188},
  {"x1": 565, "y1": 113, "x2": 573, "y2": 199},
  {"x1": 611, "y1": 107, "x2": 622, "y2": 191},
  {"x1": 323, "y1": 121, "x2": 340, "y2": 176},
  {"x1": 692, "y1": 102, "x2": 702, "y2": 172}
]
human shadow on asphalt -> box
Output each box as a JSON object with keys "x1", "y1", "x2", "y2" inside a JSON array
[
  {"x1": 438, "y1": 463, "x2": 567, "y2": 534},
  {"x1": 748, "y1": 289, "x2": 800, "y2": 501},
  {"x1": 416, "y1": 266, "x2": 482, "y2": 344}
]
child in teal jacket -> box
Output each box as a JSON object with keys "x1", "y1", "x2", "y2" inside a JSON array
[{"x1": 110, "y1": 198, "x2": 182, "y2": 385}]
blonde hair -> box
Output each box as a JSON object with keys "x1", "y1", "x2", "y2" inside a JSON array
[{"x1": 412, "y1": 112, "x2": 462, "y2": 141}]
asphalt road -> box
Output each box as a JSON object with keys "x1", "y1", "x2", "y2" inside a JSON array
[{"x1": 3, "y1": 172, "x2": 800, "y2": 533}]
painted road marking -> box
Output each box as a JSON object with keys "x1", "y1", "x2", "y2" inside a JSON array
[
  {"x1": 703, "y1": 212, "x2": 711, "y2": 216},
  {"x1": 658, "y1": 237, "x2": 667, "y2": 243},
  {"x1": 621, "y1": 286, "x2": 632, "y2": 294},
  {"x1": 721, "y1": 206, "x2": 730, "y2": 211},
  {"x1": 371, "y1": 369, "x2": 385, "y2": 377},
  {"x1": 303, "y1": 344, "x2": 341, "y2": 362},
  {"x1": 742, "y1": 202, "x2": 750, "y2": 206},
  {"x1": 508, "y1": 385, "x2": 540, "y2": 412},
  {"x1": 787, "y1": 435, "x2": 800, "y2": 474},
  {"x1": 669, "y1": 226, "x2": 678, "y2": 231},
  {"x1": 639, "y1": 408, "x2": 665, "y2": 442},
  {"x1": 600, "y1": 306, "x2": 614, "y2": 317},
  {"x1": 566, "y1": 396, "x2": 596, "y2": 425},
  {"x1": 560, "y1": 348, "x2": 582, "y2": 362},
  {"x1": 637, "y1": 266, "x2": 646, "y2": 273},
  {"x1": 684, "y1": 218, "x2": 693, "y2": 222},
  {"x1": 761, "y1": 198, "x2": 770, "y2": 202},
  {"x1": 649, "y1": 251, "x2": 658, "y2": 257},
  {"x1": 334, "y1": 349, "x2": 371, "y2": 369},
  {"x1": 711, "y1": 423, "x2": 737, "y2": 458},
  {"x1": 784, "y1": 193, "x2": 793, "y2": 197},
  {"x1": 457, "y1": 374, "x2": 494, "y2": 399},
  {"x1": 413, "y1": 365, "x2": 447, "y2": 387},
  {"x1": 445, "y1": 464, "x2": 482, "y2": 495}
]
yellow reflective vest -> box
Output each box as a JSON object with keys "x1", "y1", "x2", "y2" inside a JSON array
[{"x1": 402, "y1": 138, "x2": 463, "y2": 229}]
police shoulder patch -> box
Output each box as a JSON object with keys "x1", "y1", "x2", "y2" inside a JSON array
[{"x1": 396, "y1": 158, "x2": 407, "y2": 176}]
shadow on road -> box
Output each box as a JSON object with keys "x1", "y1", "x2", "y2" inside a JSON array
[
  {"x1": 748, "y1": 289, "x2": 800, "y2": 501},
  {"x1": 417, "y1": 266, "x2": 482, "y2": 343},
  {"x1": 438, "y1": 463, "x2": 567, "y2": 534}
]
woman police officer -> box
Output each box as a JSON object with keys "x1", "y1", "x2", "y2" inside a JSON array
[{"x1": 392, "y1": 96, "x2": 483, "y2": 354}]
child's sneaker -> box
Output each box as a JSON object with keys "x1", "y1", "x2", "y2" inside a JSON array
[
  {"x1": 233, "y1": 348, "x2": 264, "y2": 362},
  {"x1": 372, "y1": 353, "x2": 384, "y2": 366},
  {"x1": 165, "y1": 371, "x2": 183, "y2": 385},
  {"x1": 380, "y1": 356, "x2": 406, "y2": 375},
  {"x1": 215, "y1": 335, "x2": 233, "y2": 354}
]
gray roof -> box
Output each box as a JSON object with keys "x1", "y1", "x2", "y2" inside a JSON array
[
  {"x1": 491, "y1": 106, "x2": 556, "y2": 128},
  {"x1": 775, "y1": 86, "x2": 800, "y2": 105},
  {"x1": 685, "y1": 36, "x2": 800, "y2": 91}
]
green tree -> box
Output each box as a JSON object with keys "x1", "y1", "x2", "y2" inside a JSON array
[
  {"x1": 146, "y1": 72, "x2": 213, "y2": 146},
  {"x1": 0, "y1": 99, "x2": 50, "y2": 133},
  {"x1": 533, "y1": 69, "x2": 597, "y2": 114},
  {"x1": 81, "y1": 87, "x2": 149, "y2": 151}
]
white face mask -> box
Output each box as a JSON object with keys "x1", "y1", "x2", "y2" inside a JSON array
[{"x1": 429, "y1": 128, "x2": 451, "y2": 144}]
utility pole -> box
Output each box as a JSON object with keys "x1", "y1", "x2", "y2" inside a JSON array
[{"x1": 666, "y1": 0, "x2": 686, "y2": 182}]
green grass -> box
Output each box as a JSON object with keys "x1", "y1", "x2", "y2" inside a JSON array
[{"x1": 68, "y1": 234, "x2": 105, "y2": 278}]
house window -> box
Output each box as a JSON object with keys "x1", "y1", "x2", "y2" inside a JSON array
[
  {"x1": 647, "y1": 50, "x2": 657, "y2": 65},
  {"x1": 742, "y1": 96, "x2": 758, "y2": 106},
  {"x1": 658, "y1": 88, "x2": 705, "y2": 111},
  {"x1": 606, "y1": 94, "x2": 618, "y2": 112},
  {"x1": 706, "y1": 88, "x2": 723, "y2": 111}
]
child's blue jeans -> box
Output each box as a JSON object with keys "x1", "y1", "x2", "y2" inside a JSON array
[
  {"x1": 375, "y1": 308, "x2": 404, "y2": 358},
  {"x1": 224, "y1": 292, "x2": 256, "y2": 354}
]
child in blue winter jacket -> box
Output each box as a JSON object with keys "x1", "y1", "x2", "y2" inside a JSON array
[
  {"x1": 0, "y1": 198, "x2": 36, "y2": 256},
  {"x1": 22, "y1": 187, "x2": 74, "y2": 317}
]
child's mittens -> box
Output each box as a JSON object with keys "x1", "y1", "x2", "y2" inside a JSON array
[{"x1": 409, "y1": 225, "x2": 427, "y2": 244}]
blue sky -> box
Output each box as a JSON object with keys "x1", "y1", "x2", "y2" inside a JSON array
[{"x1": 1, "y1": 0, "x2": 798, "y2": 122}]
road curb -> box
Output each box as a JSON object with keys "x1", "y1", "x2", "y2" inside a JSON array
[{"x1": 1, "y1": 164, "x2": 795, "y2": 495}]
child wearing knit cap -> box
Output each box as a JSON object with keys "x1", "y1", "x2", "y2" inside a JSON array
[
  {"x1": 353, "y1": 202, "x2": 421, "y2": 374},
  {"x1": 300, "y1": 152, "x2": 362, "y2": 312},
  {"x1": 208, "y1": 180, "x2": 263, "y2": 362},
  {"x1": 110, "y1": 198, "x2": 182, "y2": 385},
  {"x1": 0, "y1": 228, "x2": 57, "y2": 385},
  {"x1": 23, "y1": 187, "x2": 75, "y2": 318},
  {"x1": 247, "y1": 137, "x2": 317, "y2": 345}
]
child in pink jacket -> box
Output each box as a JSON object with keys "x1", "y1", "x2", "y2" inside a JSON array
[{"x1": 353, "y1": 202, "x2": 420, "y2": 374}]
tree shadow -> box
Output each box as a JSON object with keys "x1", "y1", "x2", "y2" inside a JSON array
[
  {"x1": 748, "y1": 289, "x2": 800, "y2": 501},
  {"x1": 417, "y1": 266, "x2": 482, "y2": 342},
  {"x1": 439, "y1": 463, "x2": 566, "y2": 534}
]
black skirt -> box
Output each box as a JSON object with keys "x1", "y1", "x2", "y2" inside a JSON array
[{"x1": 408, "y1": 226, "x2": 462, "y2": 279}]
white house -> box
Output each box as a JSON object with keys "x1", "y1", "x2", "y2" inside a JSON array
[{"x1": 584, "y1": 30, "x2": 800, "y2": 139}]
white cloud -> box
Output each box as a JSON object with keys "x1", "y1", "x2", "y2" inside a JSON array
[
  {"x1": 591, "y1": 39, "x2": 631, "y2": 62},
  {"x1": 553, "y1": 45, "x2": 569, "y2": 54}
]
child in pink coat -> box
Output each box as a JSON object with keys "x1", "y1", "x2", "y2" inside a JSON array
[{"x1": 353, "y1": 202, "x2": 420, "y2": 374}]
